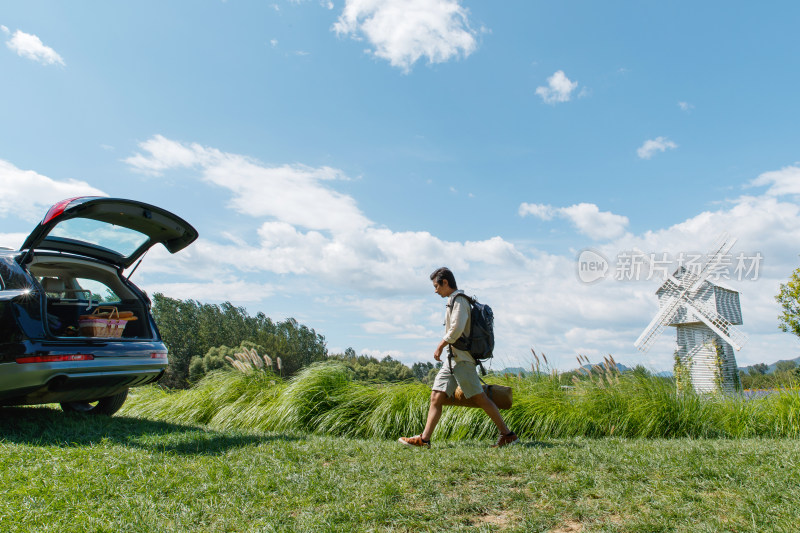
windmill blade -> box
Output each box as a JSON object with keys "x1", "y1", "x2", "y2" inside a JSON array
[
  {"x1": 684, "y1": 342, "x2": 704, "y2": 360},
  {"x1": 659, "y1": 277, "x2": 683, "y2": 299},
  {"x1": 682, "y1": 299, "x2": 749, "y2": 351},
  {"x1": 634, "y1": 317, "x2": 668, "y2": 353},
  {"x1": 686, "y1": 233, "x2": 738, "y2": 294},
  {"x1": 635, "y1": 296, "x2": 682, "y2": 352},
  {"x1": 676, "y1": 342, "x2": 705, "y2": 372}
]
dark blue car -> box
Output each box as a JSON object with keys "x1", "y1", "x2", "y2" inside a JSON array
[{"x1": 0, "y1": 197, "x2": 197, "y2": 415}]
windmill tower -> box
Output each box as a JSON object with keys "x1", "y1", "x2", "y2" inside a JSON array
[{"x1": 634, "y1": 234, "x2": 748, "y2": 394}]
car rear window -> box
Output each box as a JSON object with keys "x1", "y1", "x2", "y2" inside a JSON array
[
  {"x1": 49, "y1": 218, "x2": 149, "y2": 258},
  {"x1": 36, "y1": 276, "x2": 122, "y2": 305},
  {"x1": 75, "y1": 277, "x2": 122, "y2": 304}
]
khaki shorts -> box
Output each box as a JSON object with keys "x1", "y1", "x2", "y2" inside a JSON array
[{"x1": 432, "y1": 360, "x2": 483, "y2": 399}]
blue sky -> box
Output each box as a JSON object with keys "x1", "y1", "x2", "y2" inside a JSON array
[{"x1": 2, "y1": 1, "x2": 799, "y2": 371}]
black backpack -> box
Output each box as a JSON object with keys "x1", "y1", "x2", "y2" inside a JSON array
[{"x1": 449, "y1": 293, "x2": 495, "y2": 374}]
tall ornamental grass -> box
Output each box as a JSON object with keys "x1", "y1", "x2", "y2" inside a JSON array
[{"x1": 122, "y1": 361, "x2": 800, "y2": 440}]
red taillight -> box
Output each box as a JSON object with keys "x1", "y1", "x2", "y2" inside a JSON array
[
  {"x1": 41, "y1": 197, "x2": 87, "y2": 225},
  {"x1": 16, "y1": 354, "x2": 95, "y2": 364},
  {"x1": 150, "y1": 352, "x2": 168, "y2": 359}
]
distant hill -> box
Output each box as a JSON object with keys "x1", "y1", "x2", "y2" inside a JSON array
[
  {"x1": 739, "y1": 356, "x2": 800, "y2": 375},
  {"x1": 494, "y1": 363, "x2": 675, "y2": 377},
  {"x1": 493, "y1": 366, "x2": 532, "y2": 376},
  {"x1": 579, "y1": 363, "x2": 674, "y2": 377},
  {"x1": 580, "y1": 362, "x2": 631, "y2": 373}
]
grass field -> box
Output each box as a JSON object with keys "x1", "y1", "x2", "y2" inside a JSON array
[
  {"x1": 120, "y1": 363, "x2": 800, "y2": 440},
  {"x1": 2, "y1": 404, "x2": 800, "y2": 532}
]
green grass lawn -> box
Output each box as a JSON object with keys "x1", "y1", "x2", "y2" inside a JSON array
[{"x1": 1, "y1": 406, "x2": 799, "y2": 532}]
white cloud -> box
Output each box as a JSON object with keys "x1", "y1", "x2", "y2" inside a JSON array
[
  {"x1": 186, "y1": 224, "x2": 528, "y2": 293},
  {"x1": 0, "y1": 159, "x2": 107, "y2": 221},
  {"x1": 561, "y1": 204, "x2": 630, "y2": 241},
  {"x1": 0, "y1": 232, "x2": 27, "y2": 250},
  {"x1": 124, "y1": 135, "x2": 219, "y2": 174},
  {"x1": 333, "y1": 0, "x2": 478, "y2": 72},
  {"x1": 5, "y1": 29, "x2": 65, "y2": 66},
  {"x1": 637, "y1": 136, "x2": 677, "y2": 159},
  {"x1": 678, "y1": 101, "x2": 694, "y2": 112},
  {"x1": 535, "y1": 70, "x2": 578, "y2": 104},
  {"x1": 125, "y1": 136, "x2": 529, "y2": 291},
  {"x1": 119, "y1": 139, "x2": 800, "y2": 373},
  {"x1": 1, "y1": 26, "x2": 9, "y2": 35},
  {"x1": 125, "y1": 135, "x2": 370, "y2": 233},
  {"x1": 505, "y1": 186, "x2": 800, "y2": 370},
  {"x1": 607, "y1": 193, "x2": 800, "y2": 364},
  {"x1": 518, "y1": 202, "x2": 555, "y2": 220},
  {"x1": 520, "y1": 202, "x2": 629, "y2": 240},
  {"x1": 347, "y1": 297, "x2": 433, "y2": 339},
  {"x1": 750, "y1": 165, "x2": 800, "y2": 196}
]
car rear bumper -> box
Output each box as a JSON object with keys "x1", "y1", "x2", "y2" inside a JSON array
[{"x1": 0, "y1": 357, "x2": 167, "y2": 405}]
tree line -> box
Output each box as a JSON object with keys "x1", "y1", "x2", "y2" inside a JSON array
[
  {"x1": 739, "y1": 360, "x2": 800, "y2": 390},
  {"x1": 152, "y1": 294, "x2": 430, "y2": 388},
  {"x1": 152, "y1": 294, "x2": 327, "y2": 388}
]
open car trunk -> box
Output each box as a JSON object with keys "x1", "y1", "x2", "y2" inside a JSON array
[
  {"x1": 20, "y1": 197, "x2": 198, "y2": 269},
  {"x1": 30, "y1": 255, "x2": 154, "y2": 340}
]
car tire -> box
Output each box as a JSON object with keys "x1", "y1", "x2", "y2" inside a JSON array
[{"x1": 60, "y1": 388, "x2": 129, "y2": 416}]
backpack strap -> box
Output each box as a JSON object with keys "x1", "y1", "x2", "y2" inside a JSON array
[
  {"x1": 447, "y1": 344, "x2": 454, "y2": 374},
  {"x1": 448, "y1": 292, "x2": 473, "y2": 349},
  {"x1": 453, "y1": 292, "x2": 474, "y2": 305},
  {"x1": 446, "y1": 292, "x2": 478, "y2": 373},
  {"x1": 446, "y1": 291, "x2": 473, "y2": 309}
]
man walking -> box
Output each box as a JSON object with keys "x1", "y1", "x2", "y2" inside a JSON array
[{"x1": 399, "y1": 267, "x2": 518, "y2": 448}]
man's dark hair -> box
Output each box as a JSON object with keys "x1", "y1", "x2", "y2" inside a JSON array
[{"x1": 430, "y1": 267, "x2": 457, "y2": 289}]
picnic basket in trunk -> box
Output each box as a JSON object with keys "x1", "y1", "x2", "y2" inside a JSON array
[{"x1": 78, "y1": 306, "x2": 136, "y2": 338}]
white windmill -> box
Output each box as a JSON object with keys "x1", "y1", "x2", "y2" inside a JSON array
[{"x1": 634, "y1": 234, "x2": 748, "y2": 394}]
